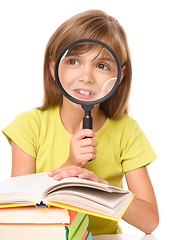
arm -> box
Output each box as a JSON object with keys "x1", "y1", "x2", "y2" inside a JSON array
[
  {"x1": 122, "y1": 166, "x2": 159, "y2": 234},
  {"x1": 11, "y1": 141, "x2": 36, "y2": 177}
]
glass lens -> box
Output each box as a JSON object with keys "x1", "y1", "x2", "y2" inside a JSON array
[{"x1": 58, "y1": 42, "x2": 118, "y2": 102}]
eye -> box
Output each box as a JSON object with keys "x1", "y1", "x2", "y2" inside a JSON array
[
  {"x1": 96, "y1": 64, "x2": 109, "y2": 70},
  {"x1": 67, "y1": 59, "x2": 80, "y2": 65}
]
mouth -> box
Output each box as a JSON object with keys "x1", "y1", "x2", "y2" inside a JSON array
[
  {"x1": 75, "y1": 89, "x2": 94, "y2": 96},
  {"x1": 74, "y1": 89, "x2": 95, "y2": 100}
]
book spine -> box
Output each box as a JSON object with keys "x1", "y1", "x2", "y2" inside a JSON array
[
  {"x1": 81, "y1": 229, "x2": 88, "y2": 240},
  {"x1": 85, "y1": 232, "x2": 93, "y2": 240}
]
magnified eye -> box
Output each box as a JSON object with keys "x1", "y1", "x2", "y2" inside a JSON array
[
  {"x1": 67, "y1": 59, "x2": 80, "y2": 65},
  {"x1": 96, "y1": 64, "x2": 109, "y2": 70}
]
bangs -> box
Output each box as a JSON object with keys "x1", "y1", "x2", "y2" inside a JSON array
[
  {"x1": 66, "y1": 43, "x2": 98, "y2": 57},
  {"x1": 65, "y1": 42, "x2": 113, "y2": 61},
  {"x1": 53, "y1": 20, "x2": 127, "y2": 67}
]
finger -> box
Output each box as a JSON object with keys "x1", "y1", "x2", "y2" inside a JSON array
[
  {"x1": 77, "y1": 169, "x2": 97, "y2": 182},
  {"x1": 53, "y1": 166, "x2": 84, "y2": 180},
  {"x1": 73, "y1": 129, "x2": 96, "y2": 141},
  {"x1": 79, "y1": 121, "x2": 83, "y2": 130},
  {"x1": 48, "y1": 165, "x2": 82, "y2": 178},
  {"x1": 78, "y1": 170, "x2": 109, "y2": 185},
  {"x1": 80, "y1": 146, "x2": 97, "y2": 155},
  {"x1": 72, "y1": 152, "x2": 96, "y2": 166},
  {"x1": 80, "y1": 152, "x2": 97, "y2": 161},
  {"x1": 78, "y1": 138, "x2": 98, "y2": 148},
  {"x1": 48, "y1": 166, "x2": 68, "y2": 177},
  {"x1": 77, "y1": 147, "x2": 97, "y2": 161},
  {"x1": 74, "y1": 144, "x2": 97, "y2": 159},
  {"x1": 48, "y1": 169, "x2": 60, "y2": 177},
  {"x1": 78, "y1": 170, "x2": 94, "y2": 181}
]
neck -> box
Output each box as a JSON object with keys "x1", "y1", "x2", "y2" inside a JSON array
[{"x1": 60, "y1": 99, "x2": 106, "y2": 135}]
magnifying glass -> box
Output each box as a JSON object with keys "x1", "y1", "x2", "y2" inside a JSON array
[{"x1": 54, "y1": 39, "x2": 121, "y2": 159}]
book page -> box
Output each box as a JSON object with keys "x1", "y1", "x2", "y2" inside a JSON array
[
  {"x1": 0, "y1": 173, "x2": 46, "y2": 194},
  {"x1": 42, "y1": 175, "x2": 130, "y2": 197},
  {"x1": 0, "y1": 173, "x2": 49, "y2": 203},
  {"x1": 44, "y1": 187, "x2": 133, "y2": 217},
  {"x1": 45, "y1": 187, "x2": 128, "y2": 209}
]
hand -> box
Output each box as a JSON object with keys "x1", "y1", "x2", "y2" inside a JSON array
[
  {"x1": 48, "y1": 165, "x2": 109, "y2": 185},
  {"x1": 66, "y1": 127, "x2": 98, "y2": 168}
]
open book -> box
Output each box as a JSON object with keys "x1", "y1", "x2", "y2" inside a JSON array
[{"x1": 0, "y1": 173, "x2": 134, "y2": 221}]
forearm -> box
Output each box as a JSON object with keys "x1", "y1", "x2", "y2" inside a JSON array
[{"x1": 122, "y1": 196, "x2": 159, "y2": 234}]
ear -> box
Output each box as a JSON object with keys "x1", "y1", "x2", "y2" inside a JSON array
[
  {"x1": 119, "y1": 64, "x2": 126, "y2": 84},
  {"x1": 48, "y1": 57, "x2": 55, "y2": 80}
]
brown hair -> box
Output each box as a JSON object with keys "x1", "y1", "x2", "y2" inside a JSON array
[{"x1": 40, "y1": 9, "x2": 132, "y2": 119}]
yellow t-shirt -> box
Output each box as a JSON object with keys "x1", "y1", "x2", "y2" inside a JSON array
[{"x1": 2, "y1": 105, "x2": 157, "y2": 235}]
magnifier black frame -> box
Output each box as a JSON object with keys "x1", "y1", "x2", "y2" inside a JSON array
[{"x1": 54, "y1": 38, "x2": 121, "y2": 109}]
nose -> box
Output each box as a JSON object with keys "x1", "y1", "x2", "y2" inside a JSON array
[{"x1": 78, "y1": 66, "x2": 95, "y2": 84}]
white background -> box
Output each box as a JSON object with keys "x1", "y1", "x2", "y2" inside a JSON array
[{"x1": 0, "y1": 0, "x2": 172, "y2": 238}]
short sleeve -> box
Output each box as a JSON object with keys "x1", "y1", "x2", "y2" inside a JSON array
[
  {"x1": 2, "y1": 109, "x2": 41, "y2": 158},
  {"x1": 120, "y1": 121, "x2": 157, "y2": 172}
]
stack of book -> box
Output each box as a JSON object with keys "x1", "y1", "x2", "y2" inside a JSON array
[{"x1": 0, "y1": 206, "x2": 93, "y2": 240}]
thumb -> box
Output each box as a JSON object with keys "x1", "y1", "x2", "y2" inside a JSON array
[{"x1": 79, "y1": 121, "x2": 83, "y2": 130}]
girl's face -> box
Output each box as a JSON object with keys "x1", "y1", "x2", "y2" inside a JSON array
[{"x1": 58, "y1": 44, "x2": 118, "y2": 101}]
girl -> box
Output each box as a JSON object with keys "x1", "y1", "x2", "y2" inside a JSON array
[{"x1": 2, "y1": 10, "x2": 159, "y2": 235}]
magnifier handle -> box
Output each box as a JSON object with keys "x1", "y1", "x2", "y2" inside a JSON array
[
  {"x1": 83, "y1": 113, "x2": 92, "y2": 130},
  {"x1": 83, "y1": 111, "x2": 93, "y2": 162}
]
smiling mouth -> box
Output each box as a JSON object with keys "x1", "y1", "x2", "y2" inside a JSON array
[{"x1": 75, "y1": 89, "x2": 95, "y2": 96}]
